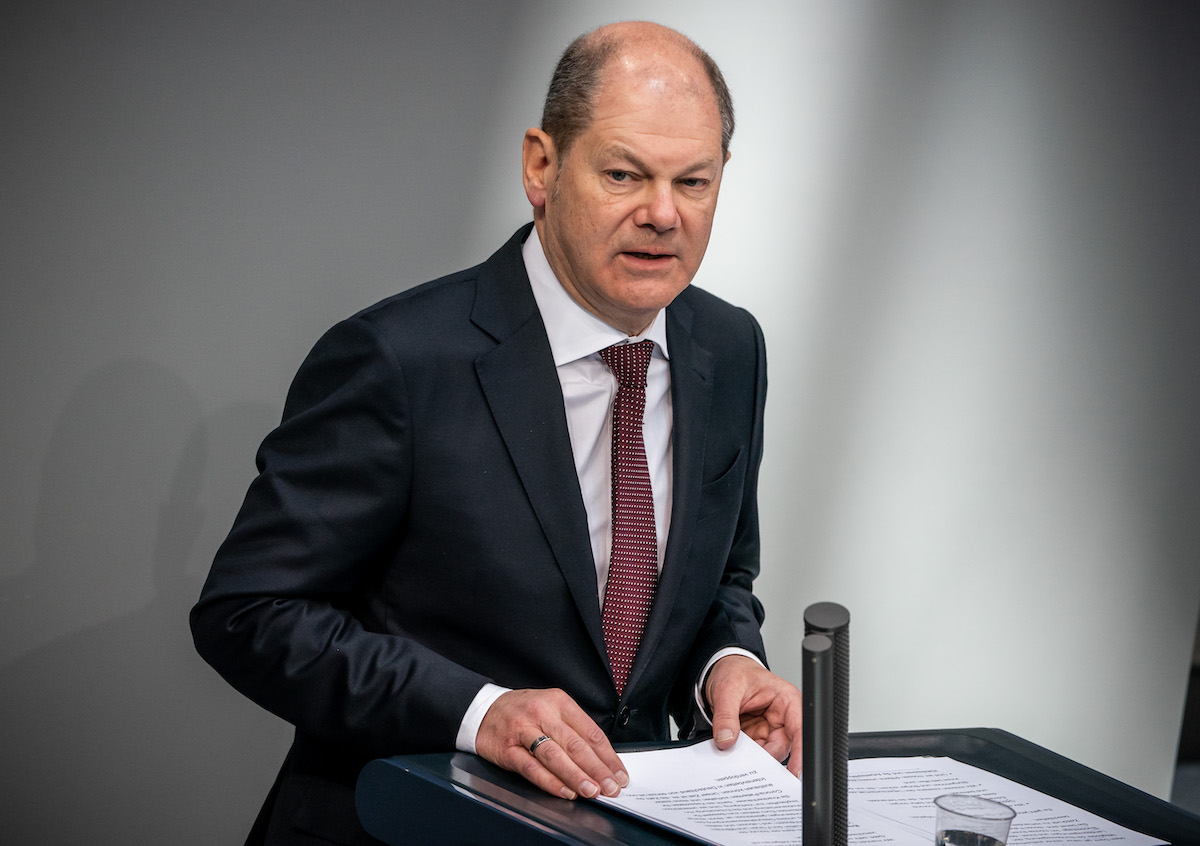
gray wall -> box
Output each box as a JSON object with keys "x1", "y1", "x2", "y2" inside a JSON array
[{"x1": 2, "y1": 2, "x2": 1197, "y2": 842}]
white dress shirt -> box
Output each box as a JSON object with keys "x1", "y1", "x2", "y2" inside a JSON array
[
  {"x1": 522, "y1": 227, "x2": 674, "y2": 594},
  {"x1": 455, "y1": 228, "x2": 755, "y2": 753}
]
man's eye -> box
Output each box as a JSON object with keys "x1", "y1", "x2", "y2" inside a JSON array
[
  {"x1": 680, "y1": 178, "x2": 706, "y2": 189},
  {"x1": 609, "y1": 171, "x2": 630, "y2": 182}
]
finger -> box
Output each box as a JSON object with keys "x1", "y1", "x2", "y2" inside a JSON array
[
  {"x1": 759, "y1": 699, "x2": 803, "y2": 773},
  {"x1": 739, "y1": 713, "x2": 770, "y2": 740},
  {"x1": 773, "y1": 698, "x2": 805, "y2": 768},
  {"x1": 711, "y1": 707, "x2": 743, "y2": 747},
  {"x1": 476, "y1": 689, "x2": 608, "y2": 800},
  {"x1": 483, "y1": 731, "x2": 575, "y2": 800},
  {"x1": 519, "y1": 735, "x2": 589, "y2": 799},
  {"x1": 759, "y1": 727, "x2": 793, "y2": 763},
  {"x1": 786, "y1": 744, "x2": 802, "y2": 777},
  {"x1": 531, "y1": 721, "x2": 627, "y2": 798},
  {"x1": 780, "y1": 721, "x2": 802, "y2": 776},
  {"x1": 706, "y1": 655, "x2": 765, "y2": 747},
  {"x1": 562, "y1": 712, "x2": 628, "y2": 789}
]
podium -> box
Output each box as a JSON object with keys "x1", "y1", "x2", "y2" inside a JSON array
[{"x1": 355, "y1": 729, "x2": 1200, "y2": 845}]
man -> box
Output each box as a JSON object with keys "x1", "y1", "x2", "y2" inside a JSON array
[{"x1": 192, "y1": 21, "x2": 802, "y2": 845}]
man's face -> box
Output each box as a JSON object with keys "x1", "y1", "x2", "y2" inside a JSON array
[{"x1": 526, "y1": 58, "x2": 727, "y2": 336}]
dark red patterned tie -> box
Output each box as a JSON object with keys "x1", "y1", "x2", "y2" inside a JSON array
[{"x1": 599, "y1": 339, "x2": 658, "y2": 695}]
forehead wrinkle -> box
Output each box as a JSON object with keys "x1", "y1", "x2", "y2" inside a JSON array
[{"x1": 598, "y1": 143, "x2": 648, "y2": 172}]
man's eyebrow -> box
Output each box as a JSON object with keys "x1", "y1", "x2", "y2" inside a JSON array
[
  {"x1": 598, "y1": 144, "x2": 721, "y2": 176},
  {"x1": 597, "y1": 144, "x2": 649, "y2": 171}
]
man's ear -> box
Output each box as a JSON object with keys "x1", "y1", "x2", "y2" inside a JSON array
[{"x1": 522, "y1": 128, "x2": 556, "y2": 209}]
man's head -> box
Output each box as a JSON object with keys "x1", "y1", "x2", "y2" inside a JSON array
[
  {"x1": 523, "y1": 22, "x2": 733, "y2": 336},
  {"x1": 540, "y1": 24, "x2": 735, "y2": 162}
]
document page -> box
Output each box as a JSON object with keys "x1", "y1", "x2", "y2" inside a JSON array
[
  {"x1": 595, "y1": 734, "x2": 914, "y2": 845},
  {"x1": 850, "y1": 757, "x2": 1166, "y2": 846},
  {"x1": 595, "y1": 734, "x2": 1168, "y2": 846},
  {"x1": 595, "y1": 733, "x2": 801, "y2": 845}
]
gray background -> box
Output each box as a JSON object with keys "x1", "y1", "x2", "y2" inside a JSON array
[{"x1": 2, "y1": 2, "x2": 1198, "y2": 842}]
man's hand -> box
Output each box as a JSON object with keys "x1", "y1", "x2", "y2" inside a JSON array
[
  {"x1": 474, "y1": 688, "x2": 630, "y2": 801},
  {"x1": 706, "y1": 655, "x2": 803, "y2": 776}
]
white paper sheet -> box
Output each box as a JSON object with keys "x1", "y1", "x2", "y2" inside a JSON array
[
  {"x1": 849, "y1": 756, "x2": 1166, "y2": 846},
  {"x1": 594, "y1": 733, "x2": 1168, "y2": 846},
  {"x1": 595, "y1": 733, "x2": 804, "y2": 845}
]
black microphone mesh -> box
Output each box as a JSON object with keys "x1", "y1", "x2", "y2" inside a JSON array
[{"x1": 804, "y1": 602, "x2": 850, "y2": 846}]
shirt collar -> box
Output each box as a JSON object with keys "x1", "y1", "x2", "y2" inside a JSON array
[{"x1": 522, "y1": 226, "x2": 670, "y2": 367}]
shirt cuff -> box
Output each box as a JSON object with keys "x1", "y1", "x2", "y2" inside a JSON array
[
  {"x1": 692, "y1": 647, "x2": 765, "y2": 728},
  {"x1": 455, "y1": 683, "x2": 512, "y2": 754}
]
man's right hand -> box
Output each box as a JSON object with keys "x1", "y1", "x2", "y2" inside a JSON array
[{"x1": 474, "y1": 688, "x2": 629, "y2": 801}]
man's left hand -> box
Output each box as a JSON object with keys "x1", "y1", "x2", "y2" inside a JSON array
[{"x1": 705, "y1": 655, "x2": 803, "y2": 776}]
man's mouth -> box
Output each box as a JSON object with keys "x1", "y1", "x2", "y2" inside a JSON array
[{"x1": 625, "y1": 251, "x2": 672, "y2": 260}]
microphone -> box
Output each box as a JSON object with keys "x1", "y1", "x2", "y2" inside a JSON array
[
  {"x1": 802, "y1": 633, "x2": 833, "y2": 846},
  {"x1": 803, "y1": 602, "x2": 850, "y2": 846}
]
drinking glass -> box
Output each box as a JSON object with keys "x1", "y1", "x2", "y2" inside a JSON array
[{"x1": 933, "y1": 793, "x2": 1016, "y2": 846}]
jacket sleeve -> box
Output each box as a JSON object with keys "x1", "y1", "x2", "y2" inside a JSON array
[
  {"x1": 671, "y1": 307, "x2": 770, "y2": 738},
  {"x1": 190, "y1": 316, "x2": 490, "y2": 756}
]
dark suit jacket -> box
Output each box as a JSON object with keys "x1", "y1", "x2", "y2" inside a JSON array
[{"x1": 191, "y1": 224, "x2": 769, "y2": 844}]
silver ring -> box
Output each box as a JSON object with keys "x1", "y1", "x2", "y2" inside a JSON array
[{"x1": 529, "y1": 735, "x2": 552, "y2": 755}]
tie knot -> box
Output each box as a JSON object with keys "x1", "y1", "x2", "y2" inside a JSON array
[{"x1": 600, "y1": 340, "x2": 654, "y2": 388}]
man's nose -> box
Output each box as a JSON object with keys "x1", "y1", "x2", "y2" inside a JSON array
[{"x1": 634, "y1": 183, "x2": 680, "y2": 232}]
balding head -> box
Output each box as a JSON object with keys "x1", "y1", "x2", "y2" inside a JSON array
[{"x1": 540, "y1": 22, "x2": 735, "y2": 161}]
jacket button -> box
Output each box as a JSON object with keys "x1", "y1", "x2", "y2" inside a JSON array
[{"x1": 617, "y1": 706, "x2": 631, "y2": 727}]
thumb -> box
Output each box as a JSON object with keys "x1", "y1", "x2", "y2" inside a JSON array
[{"x1": 708, "y1": 684, "x2": 743, "y2": 749}]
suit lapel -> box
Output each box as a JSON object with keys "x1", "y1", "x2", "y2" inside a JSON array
[
  {"x1": 470, "y1": 230, "x2": 718, "y2": 695},
  {"x1": 627, "y1": 296, "x2": 714, "y2": 692},
  {"x1": 471, "y1": 229, "x2": 607, "y2": 658}
]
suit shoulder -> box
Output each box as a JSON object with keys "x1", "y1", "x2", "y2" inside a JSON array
[
  {"x1": 350, "y1": 263, "x2": 482, "y2": 329},
  {"x1": 674, "y1": 285, "x2": 763, "y2": 343},
  {"x1": 343, "y1": 225, "x2": 533, "y2": 340}
]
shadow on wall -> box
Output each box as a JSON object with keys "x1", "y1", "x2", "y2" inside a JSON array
[{"x1": 0, "y1": 359, "x2": 288, "y2": 844}]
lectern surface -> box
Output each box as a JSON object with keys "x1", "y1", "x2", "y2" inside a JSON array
[
  {"x1": 355, "y1": 729, "x2": 1200, "y2": 845},
  {"x1": 356, "y1": 747, "x2": 696, "y2": 845}
]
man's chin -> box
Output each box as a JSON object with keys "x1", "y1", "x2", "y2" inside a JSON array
[{"x1": 607, "y1": 285, "x2": 691, "y2": 330}]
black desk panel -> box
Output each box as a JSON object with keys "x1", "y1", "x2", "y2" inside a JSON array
[
  {"x1": 356, "y1": 749, "x2": 695, "y2": 845},
  {"x1": 356, "y1": 729, "x2": 1200, "y2": 845}
]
